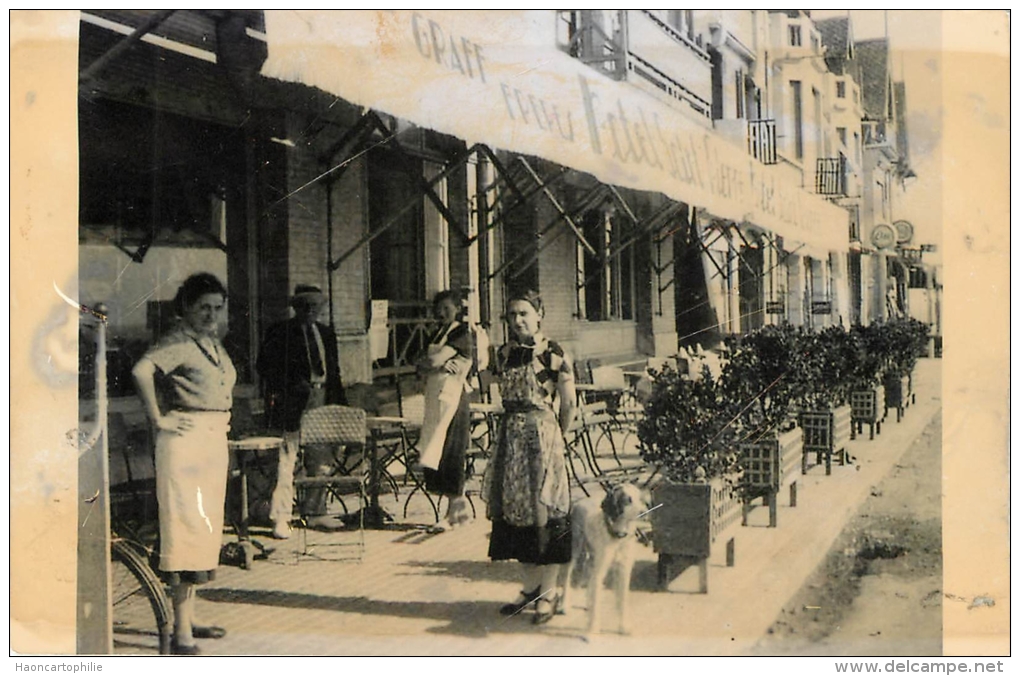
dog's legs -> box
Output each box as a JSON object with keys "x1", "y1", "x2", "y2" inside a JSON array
[
  {"x1": 615, "y1": 554, "x2": 634, "y2": 635},
  {"x1": 560, "y1": 511, "x2": 587, "y2": 615},
  {"x1": 585, "y1": 550, "x2": 610, "y2": 635}
]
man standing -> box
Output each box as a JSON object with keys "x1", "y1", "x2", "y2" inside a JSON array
[{"x1": 257, "y1": 285, "x2": 346, "y2": 538}]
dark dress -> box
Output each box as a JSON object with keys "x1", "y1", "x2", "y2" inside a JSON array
[
  {"x1": 484, "y1": 335, "x2": 573, "y2": 565},
  {"x1": 421, "y1": 321, "x2": 473, "y2": 496}
]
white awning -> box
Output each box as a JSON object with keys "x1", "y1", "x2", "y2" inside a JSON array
[{"x1": 261, "y1": 10, "x2": 848, "y2": 258}]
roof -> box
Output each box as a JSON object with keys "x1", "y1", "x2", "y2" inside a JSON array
[
  {"x1": 855, "y1": 38, "x2": 890, "y2": 119},
  {"x1": 816, "y1": 16, "x2": 851, "y2": 75}
]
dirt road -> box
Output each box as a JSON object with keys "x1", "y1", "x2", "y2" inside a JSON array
[{"x1": 752, "y1": 410, "x2": 943, "y2": 656}]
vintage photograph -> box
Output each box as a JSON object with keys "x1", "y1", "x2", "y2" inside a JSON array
[{"x1": 9, "y1": 9, "x2": 1009, "y2": 659}]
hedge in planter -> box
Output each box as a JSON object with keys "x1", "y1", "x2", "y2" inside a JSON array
[
  {"x1": 799, "y1": 326, "x2": 855, "y2": 473},
  {"x1": 720, "y1": 324, "x2": 808, "y2": 525},
  {"x1": 638, "y1": 364, "x2": 742, "y2": 593},
  {"x1": 882, "y1": 318, "x2": 929, "y2": 421},
  {"x1": 848, "y1": 323, "x2": 887, "y2": 440}
]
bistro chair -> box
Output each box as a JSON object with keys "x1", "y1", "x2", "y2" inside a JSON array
[{"x1": 294, "y1": 405, "x2": 369, "y2": 561}]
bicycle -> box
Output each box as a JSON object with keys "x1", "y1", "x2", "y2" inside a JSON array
[
  {"x1": 108, "y1": 462, "x2": 172, "y2": 655},
  {"x1": 82, "y1": 304, "x2": 172, "y2": 655}
]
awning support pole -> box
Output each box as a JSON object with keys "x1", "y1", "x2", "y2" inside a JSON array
[
  {"x1": 491, "y1": 182, "x2": 609, "y2": 281},
  {"x1": 80, "y1": 10, "x2": 177, "y2": 84},
  {"x1": 330, "y1": 143, "x2": 480, "y2": 270},
  {"x1": 517, "y1": 157, "x2": 597, "y2": 257}
]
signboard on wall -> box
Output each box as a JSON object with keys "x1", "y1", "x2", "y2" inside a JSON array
[
  {"x1": 811, "y1": 300, "x2": 833, "y2": 315},
  {"x1": 766, "y1": 300, "x2": 786, "y2": 315}
]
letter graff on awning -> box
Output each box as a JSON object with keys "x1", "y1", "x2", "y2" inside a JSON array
[{"x1": 260, "y1": 9, "x2": 848, "y2": 259}]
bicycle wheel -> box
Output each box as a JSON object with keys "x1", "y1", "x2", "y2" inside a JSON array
[{"x1": 110, "y1": 538, "x2": 172, "y2": 655}]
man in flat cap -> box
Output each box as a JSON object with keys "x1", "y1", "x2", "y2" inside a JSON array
[{"x1": 257, "y1": 285, "x2": 347, "y2": 538}]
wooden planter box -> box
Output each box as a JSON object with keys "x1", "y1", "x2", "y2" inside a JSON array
[
  {"x1": 884, "y1": 373, "x2": 911, "y2": 422},
  {"x1": 739, "y1": 428, "x2": 802, "y2": 527},
  {"x1": 800, "y1": 404, "x2": 853, "y2": 475},
  {"x1": 850, "y1": 384, "x2": 885, "y2": 440},
  {"x1": 652, "y1": 478, "x2": 741, "y2": 593}
]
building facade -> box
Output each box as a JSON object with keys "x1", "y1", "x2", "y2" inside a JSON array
[{"x1": 78, "y1": 10, "x2": 915, "y2": 394}]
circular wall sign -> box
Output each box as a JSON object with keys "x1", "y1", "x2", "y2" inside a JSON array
[
  {"x1": 871, "y1": 223, "x2": 897, "y2": 250},
  {"x1": 893, "y1": 219, "x2": 914, "y2": 244}
]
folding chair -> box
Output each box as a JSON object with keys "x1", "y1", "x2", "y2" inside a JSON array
[{"x1": 293, "y1": 405, "x2": 368, "y2": 561}]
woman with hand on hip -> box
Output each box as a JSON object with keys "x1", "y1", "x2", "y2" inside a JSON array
[
  {"x1": 132, "y1": 273, "x2": 234, "y2": 655},
  {"x1": 483, "y1": 290, "x2": 576, "y2": 625},
  {"x1": 416, "y1": 290, "x2": 474, "y2": 531}
]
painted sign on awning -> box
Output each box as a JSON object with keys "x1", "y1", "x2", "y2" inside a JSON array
[{"x1": 262, "y1": 10, "x2": 848, "y2": 257}]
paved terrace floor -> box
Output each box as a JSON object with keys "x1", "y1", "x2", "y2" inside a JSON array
[{"x1": 194, "y1": 360, "x2": 942, "y2": 656}]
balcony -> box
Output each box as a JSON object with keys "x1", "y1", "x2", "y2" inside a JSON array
[
  {"x1": 816, "y1": 157, "x2": 847, "y2": 196},
  {"x1": 559, "y1": 10, "x2": 713, "y2": 118},
  {"x1": 747, "y1": 119, "x2": 777, "y2": 165}
]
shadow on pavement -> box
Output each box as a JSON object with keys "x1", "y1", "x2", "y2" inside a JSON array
[
  {"x1": 398, "y1": 559, "x2": 527, "y2": 585},
  {"x1": 198, "y1": 588, "x2": 574, "y2": 638}
]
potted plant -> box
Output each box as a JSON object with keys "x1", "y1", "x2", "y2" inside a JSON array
[
  {"x1": 882, "y1": 318, "x2": 929, "y2": 421},
  {"x1": 798, "y1": 326, "x2": 855, "y2": 475},
  {"x1": 719, "y1": 324, "x2": 806, "y2": 527},
  {"x1": 848, "y1": 323, "x2": 887, "y2": 440},
  {"x1": 638, "y1": 363, "x2": 742, "y2": 593}
]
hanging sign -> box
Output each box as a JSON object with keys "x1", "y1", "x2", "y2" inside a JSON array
[
  {"x1": 811, "y1": 300, "x2": 833, "y2": 315},
  {"x1": 766, "y1": 300, "x2": 786, "y2": 315},
  {"x1": 870, "y1": 223, "x2": 897, "y2": 250},
  {"x1": 893, "y1": 220, "x2": 914, "y2": 244}
]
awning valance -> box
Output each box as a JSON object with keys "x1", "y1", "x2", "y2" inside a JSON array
[{"x1": 261, "y1": 10, "x2": 847, "y2": 259}]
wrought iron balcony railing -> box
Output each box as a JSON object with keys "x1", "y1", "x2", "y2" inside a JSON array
[
  {"x1": 747, "y1": 119, "x2": 777, "y2": 165},
  {"x1": 816, "y1": 156, "x2": 847, "y2": 196}
]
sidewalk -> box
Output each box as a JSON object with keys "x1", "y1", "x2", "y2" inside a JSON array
[{"x1": 195, "y1": 359, "x2": 942, "y2": 656}]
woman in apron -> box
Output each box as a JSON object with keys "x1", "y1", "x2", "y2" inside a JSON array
[
  {"x1": 416, "y1": 290, "x2": 474, "y2": 531},
  {"x1": 132, "y1": 273, "x2": 235, "y2": 655}
]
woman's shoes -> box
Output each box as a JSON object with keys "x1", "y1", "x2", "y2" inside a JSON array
[
  {"x1": 170, "y1": 639, "x2": 201, "y2": 656},
  {"x1": 425, "y1": 519, "x2": 452, "y2": 535},
  {"x1": 499, "y1": 586, "x2": 540, "y2": 616},
  {"x1": 532, "y1": 596, "x2": 559, "y2": 625},
  {"x1": 191, "y1": 625, "x2": 227, "y2": 640}
]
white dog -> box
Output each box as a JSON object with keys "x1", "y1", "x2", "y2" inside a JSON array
[{"x1": 557, "y1": 483, "x2": 650, "y2": 635}]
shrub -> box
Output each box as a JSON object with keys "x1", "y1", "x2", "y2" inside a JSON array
[{"x1": 637, "y1": 363, "x2": 741, "y2": 484}]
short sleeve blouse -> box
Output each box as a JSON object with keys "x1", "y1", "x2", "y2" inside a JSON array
[
  {"x1": 145, "y1": 328, "x2": 237, "y2": 413},
  {"x1": 432, "y1": 321, "x2": 472, "y2": 360}
]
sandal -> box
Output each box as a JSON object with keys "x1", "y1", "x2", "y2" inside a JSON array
[
  {"x1": 532, "y1": 596, "x2": 558, "y2": 625},
  {"x1": 499, "y1": 586, "x2": 540, "y2": 616},
  {"x1": 170, "y1": 638, "x2": 201, "y2": 656},
  {"x1": 191, "y1": 625, "x2": 227, "y2": 640}
]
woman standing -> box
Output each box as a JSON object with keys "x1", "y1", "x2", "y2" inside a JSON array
[
  {"x1": 132, "y1": 273, "x2": 234, "y2": 655},
  {"x1": 483, "y1": 291, "x2": 576, "y2": 624},
  {"x1": 416, "y1": 290, "x2": 474, "y2": 530}
]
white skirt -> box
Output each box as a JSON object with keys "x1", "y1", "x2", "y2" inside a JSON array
[{"x1": 155, "y1": 411, "x2": 230, "y2": 573}]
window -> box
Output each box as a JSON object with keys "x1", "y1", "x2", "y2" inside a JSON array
[
  {"x1": 667, "y1": 10, "x2": 695, "y2": 40},
  {"x1": 811, "y1": 34, "x2": 819, "y2": 52},
  {"x1": 836, "y1": 81, "x2": 846, "y2": 99},
  {"x1": 788, "y1": 24, "x2": 802, "y2": 47},
  {"x1": 837, "y1": 127, "x2": 847, "y2": 147},
  {"x1": 854, "y1": 131, "x2": 860, "y2": 164},
  {"x1": 576, "y1": 208, "x2": 634, "y2": 321},
  {"x1": 791, "y1": 80, "x2": 803, "y2": 160},
  {"x1": 735, "y1": 70, "x2": 745, "y2": 119}
]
